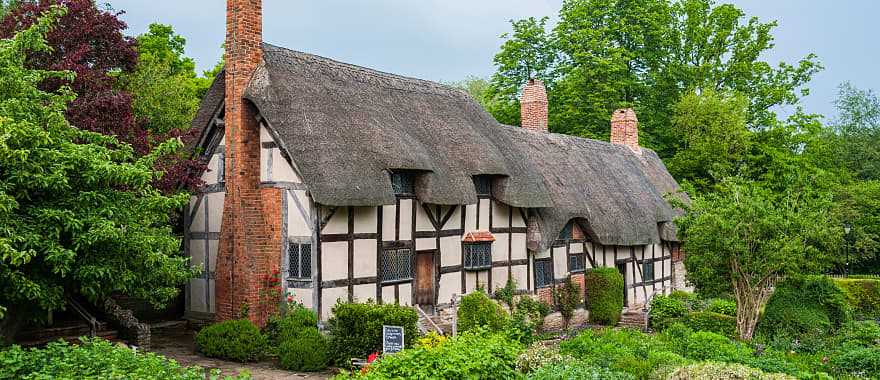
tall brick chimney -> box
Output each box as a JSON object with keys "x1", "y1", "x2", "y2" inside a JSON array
[
  {"x1": 520, "y1": 79, "x2": 548, "y2": 133},
  {"x1": 611, "y1": 108, "x2": 641, "y2": 153},
  {"x1": 215, "y1": 0, "x2": 282, "y2": 326}
]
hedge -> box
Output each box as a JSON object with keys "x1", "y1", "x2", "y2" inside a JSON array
[
  {"x1": 278, "y1": 328, "x2": 329, "y2": 372},
  {"x1": 685, "y1": 311, "x2": 737, "y2": 338},
  {"x1": 194, "y1": 319, "x2": 267, "y2": 362},
  {"x1": 834, "y1": 278, "x2": 880, "y2": 319},
  {"x1": 326, "y1": 301, "x2": 418, "y2": 366},
  {"x1": 649, "y1": 294, "x2": 688, "y2": 331},
  {"x1": 759, "y1": 276, "x2": 850, "y2": 342},
  {"x1": 457, "y1": 290, "x2": 507, "y2": 333},
  {"x1": 585, "y1": 268, "x2": 624, "y2": 325}
]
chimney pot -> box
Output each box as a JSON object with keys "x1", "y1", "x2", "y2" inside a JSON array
[
  {"x1": 520, "y1": 79, "x2": 548, "y2": 133},
  {"x1": 610, "y1": 108, "x2": 640, "y2": 153}
]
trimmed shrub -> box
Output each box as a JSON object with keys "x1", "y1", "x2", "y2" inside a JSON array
[
  {"x1": 834, "y1": 277, "x2": 880, "y2": 319},
  {"x1": 194, "y1": 319, "x2": 267, "y2": 362},
  {"x1": 457, "y1": 290, "x2": 507, "y2": 333},
  {"x1": 649, "y1": 294, "x2": 688, "y2": 331},
  {"x1": 348, "y1": 332, "x2": 523, "y2": 379},
  {"x1": 326, "y1": 301, "x2": 418, "y2": 366},
  {"x1": 585, "y1": 268, "x2": 624, "y2": 325},
  {"x1": 264, "y1": 304, "x2": 318, "y2": 345},
  {"x1": 528, "y1": 360, "x2": 636, "y2": 380},
  {"x1": 759, "y1": 276, "x2": 850, "y2": 346},
  {"x1": 685, "y1": 331, "x2": 743, "y2": 361},
  {"x1": 0, "y1": 338, "x2": 248, "y2": 380},
  {"x1": 685, "y1": 311, "x2": 737, "y2": 338},
  {"x1": 278, "y1": 328, "x2": 329, "y2": 372},
  {"x1": 552, "y1": 277, "x2": 582, "y2": 329},
  {"x1": 664, "y1": 362, "x2": 796, "y2": 380},
  {"x1": 706, "y1": 299, "x2": 737, "y2": 317}
]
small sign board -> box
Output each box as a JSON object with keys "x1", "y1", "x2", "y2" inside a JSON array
[{"x1": 382, "y1": 325, "x2": 404, "y2": 354}]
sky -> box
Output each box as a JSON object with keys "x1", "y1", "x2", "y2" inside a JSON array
[{"x1": 107, "y1": 0, "x2": 879, "y2": 121}]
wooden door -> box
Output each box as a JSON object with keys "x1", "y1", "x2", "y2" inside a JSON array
[{"x1": 415, "y1": 251, "x2": 435, "y2": 306}]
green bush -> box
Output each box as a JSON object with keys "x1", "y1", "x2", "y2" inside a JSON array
[
  {"x1": 560, "y1": 328, "x2": 687, "y2": 379},
  {"x1": 528, "y1": 359, "x2": 636, "y2": 380},
  {"x1": 326, "y1": 301, "x2": 418, "y2": 366},
  {"x1": 494, "y1": 278, "x2": 517, "y2": 310},
  {"x1": 194, "y1": 319, "x2": 267, "y2": 362},
  {"x1": 685, "y1": 331, "x2": 744, "y2": 361},
  {"x1": 585, "y1": 268, "x2": 624, "y2": 325},
  {"x1": 265, "y1": 304, "x2": 318, "y2": 345},
  {"x1": 0, "y1": 338, "x2": 249, "y2": 380},
  {"x1": 649, "y1": 294, "x2": 688, "y2": 331},
  {"x1": 830, "y1": 346, "x2": 880, "y2": 378},
  {"x1": 516, "y1": 296, "x2": 551, "y2": 331},
  {"x1": 669, "y1": 290, "x2": 703, "y2": 311},
  {"x1": 706, "y1": 299, "x2": 737, "y2": 317},
  {"x1": 278, "y1": 328, "x2": 329, "y2": 372},
  {"x1": 552, "y1": 277, "x2": 582, "y2": 329},
  {"x1": 661, "y1": 322, "x2": 694, "y2": 356},
  {"x1": 759, "y1": 276, "x2": 851, "y2": 347},
  {"x1": 834, "y1": 278, "x2": 880, "y2": 319},
  {"x1": 664, "y1": 362, "x2": 796, "y2": 380},
  {"x1": 685, "y1": 311, "x2": 737, "y2": 338},
  {"x1": 457, "y1": 290, "x2": 508, "y2": 333},
  {"x1": 346, "y1": 331, "x2": 523, "y2": 379}
]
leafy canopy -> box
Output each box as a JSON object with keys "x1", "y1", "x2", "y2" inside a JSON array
[{"x1": 0, "y1": 6, "x2": 193, "y2": 335}]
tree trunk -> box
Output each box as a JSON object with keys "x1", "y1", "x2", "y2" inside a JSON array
[
  {"x1": 733, "y1": 277, "x2": 774, "y2": 341},
  {"x1": 0, "y1": 306, "x2": 27, "y2": 346}
]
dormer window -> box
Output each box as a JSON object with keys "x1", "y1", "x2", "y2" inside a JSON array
[
  {"x1": 559, "y1": 222, "x2": 573, "y2": 241},
  {"x1": 473, "y1": 175, "x2": 492, "y2": 197},
  {"x1": 390, "y1": 172, "x2": 415, "y2": 196}
]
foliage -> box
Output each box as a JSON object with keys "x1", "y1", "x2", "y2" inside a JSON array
[
  {"x1": 649, "y1": 294, "x2": 688, "y2": 331},
  {"x1": 326, "y1": 301, "x2": 418, "y2": 366},
  {"x1": 528, "y1": 359, "x2": 636, "y2": 380},
  {"x1": 829, "y1": 347, "x2": 880, "y2": 379},
  {"x1": 684, "y1": 312, "x2": 737, "y2": 338},
  {"x1": 834, "y1": 277, "x2": 880, "y2": 319},
  {"x1": 560, "y1": 328, "x2": 690, "y2": 379},
  {"x1": 278, "y1": 328, "x2": 329, "y2": 372},
  {"x1": 264, "y1": 303, "x2": 317, "y2": 346},
  {"x1": 487, "y1": 0, "x2": 820, "y2": 155},
  {"x1": 676, "y1": 179, "x2": 842, "y2": 340},
  {"x1": 415, "y1": 331, "x2": 447, "y2": 349},
  {"x1": 517, "y1": 296, "x2": 551, "y2": 322},
  {"x1": 684, "y1": 331, "x2": 745, "y2": 361},
  {"x1": 584, "y1": 268, "x2": 624, "y2": 325},
  {"x1": 758, "y1": 276, "x2": 851, "y2": 346},
  {"x1": 0, "y1": 338, "x2": 250, "y2": 380},
  {"x1": 194, "y1": 319, "x2": 267, "y2": 362},
  {"x1": 515, "y1": 342, "x2": 564, "y2": 374},
  {"x1": 457, "y1": 289, "x2": 507, "y2": 333},
  {"x1": 831, "y1": 82, "x2": 880, "y2": 181},
  {"x1": 706, "y1": 299, "x2": 737, "y2": 317},
  {"x1": 0, "y1": 6, "x2": 193, "y2": 341},
  {"x1": 552, "y1": 277, "x2": 582, "y2": 329},
  {"x1": 493, "y1": 277, "x2": 517, "y2": 311},
  {"x1": 341, "y1": 331, "x2": 523, "y2": 380},
  {"x1": 669, "y1": 290, "x2": 704, "y2": 311},
  {"x1": 506, "y1": 307, "x2": 538, "y2": 344},
  {"x1": 664, "y1": 362, "x2": 795, "y2": 380}
]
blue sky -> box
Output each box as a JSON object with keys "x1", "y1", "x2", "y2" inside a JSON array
[{"x1": 108, "y1": 0, "x2": 878, "y2": 121}]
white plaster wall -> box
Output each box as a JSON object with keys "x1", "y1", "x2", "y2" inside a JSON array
[
  {"x1": 442, "y1": 206, "x2": 461, "y2": 229},
  {"x1": 352, "y1": 239, "x2": 377, "y2": 278},
  {"x1": 478, "y1": 200, "x2": 490, "y2": 230},
  {"x1": 353, "y1": 284, "x2": 374, "y2": 303},
  {"x1": 440, "y1": 236, "x2": 461, "y2": 266},
  {"x1": 492, "y1": 233, "x2": 509, "y2": 262},
  {"x1": 382, "y1": 286, "x2": 395, "y2": 303},
  {"x1": 322, "y1": 206, "x2": 348, "y2": 234},
  {"x1": 512, "y1": 208, "x2": 526, "y2": 227},
  {"x1": 415, "y1": 204, "x2": 433, "y2": 232},
  {"x1": 289, "y1": 287, "x2": 314, "y2": 310},
  {"x1": 322, "y1": 287, "x2": 348, "y2": 318},
  {"x1": 438, "y1": 272, "x2": 460, "y2": 304},
  {"x1": 553, "y1": 247, "x2": 567, "y2": 279},
  {"x1": 397, "y1": 284, "x2": 412, "y2": 306},
  {"x1": 511, "y1": 265, "x2": 528, "y2": 290},
  {"x1": 321, "y1": 242, "x2": 348, "y2": 281},
  {"x1": 464, "y1": 204, "x2": 477, "y2": 232},
  {"x1": 511, "y1": 234, "x2": 527, "y2": 261},
  {"x1": 491, "y1": 202, "x2": 509, "y2": 229},
  {"x1": 354, "y1": 206, "x2": 377, "y2": 234},
  {"x1": 399, "y1": 200, "x2": 413, "y2": 240},
  {"x1": 287, "y1": 190, "x2": 312, "y2": 237},
  {"x1": 381, "y1": 205, "x2": 395, "y2": 241},
  {"x1": 492, "y1": 267, "x2": 508, "y2": 289},
  {"x1": 416, "y1": 238, "x2": 436, "y2": 251}
]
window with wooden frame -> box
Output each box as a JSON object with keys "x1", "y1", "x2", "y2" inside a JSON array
[
  {"x1": 558, "y1": 222, "x2": 573, "y2": 241},
  {"x1": 472, "y1": 175, "x2": 492, "y2": 197},
  {"x1": 390, "y1": 172, "x2": 415, "y2": 196},
  {"x1": 643, "y1": 261, "x2": 655, "y2": 282},
  {"x1": 288, "y1": 242, "x2": 312, "y2": 279},
  {"x1": 568, "y1": 253, "x2": 586, "y2": 273},
  {"x1": 381, "y1": 247, "x2": 413, "y2": 284},
  {"x1": 217, "y1": 152, "x2": 225, "y2": 183},
  {"x1": 534, "y1": 258, "x2": 554, "y2": 288},
  {"x1": 463, "y1": 242, "x2": 492, "y2": 271}
]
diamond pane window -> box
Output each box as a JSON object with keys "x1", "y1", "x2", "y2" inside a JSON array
[
  {"x1": 568, "y1": 254, "x2": 586, "y2": 273},
  {"x1": 288, "y1": 243, "x2": 312, "y2": 279},
  {"x1": 464, "y1": 243, "x2": 492, "y2": 270},
  {"x1": 534, "y1": 259, "x2": 553, "y2": 288},
  {"x1": 381, "y1": 248, "x2": 413, "y2": 283},
  {"x1": 391, "y1": 173, "x2": 415, "y2": 196},
  {"x1": 473, "y1": 176, "x2": 492, "y2": 197},
  {"x1": 643, "y1": 261, "x2": 655, "y2": 282}
]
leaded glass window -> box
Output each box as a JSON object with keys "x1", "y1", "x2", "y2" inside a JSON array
[
  {"x1": 391, "y1": 172, "x2": 415, "y2": 196},
  {"x1": 288, "y1": 243, "x2": 312, "y2": 279},
  {"x1": 464, "y1": 243, "x2": 492, "y2": 270},
  {"x1": 568, "y1": 254, "x2": 586, "y2": 273},
  {"x1": 534, "y1": 259, "x2": 553, "y2": 288},
  {"x1": 559, "y1": 222, "x2": 573, "y2": 241},
  {"x1": 643, "y1": 261, "x2": 655, "y2": 282},
  {"x1": 473, "y1": 176, "x2": 492, "y2": 197},
  {"x1": 381, "y1": 248, "x2": 413, "y2": 283}
]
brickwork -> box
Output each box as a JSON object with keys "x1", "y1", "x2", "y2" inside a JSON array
[
  {"x1": 520, "y1": 79, "x2": 548, "y2": 133},
  {"x1": 215, "y1": 0, "x2": 281, "y2": 327},
  {"x1": 610, "y1": 108, "x2": 641, "y2": 153}
]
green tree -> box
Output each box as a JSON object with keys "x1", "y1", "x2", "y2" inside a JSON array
[
  {"x1": 675, "y1": 179, "x2": 842, "y2": 340},
  {"x1": 831, "y1": 82, "x2": 880, "y2": 181},
  {"x1": 488, "y1": 0, "x2": 820, "y2": 156},
  {"x1": 666, "y1": 89, "x2": 751, "y2": 192},
  {"x1": 0, "y1": 8, "x2": 194, "y2": 341}
]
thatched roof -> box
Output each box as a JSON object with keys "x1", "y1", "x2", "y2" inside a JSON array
[{"x1": 192, "y1": 44, "x2": 686, "y2": 249}]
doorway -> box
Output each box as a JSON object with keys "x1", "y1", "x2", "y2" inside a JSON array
[
  {"x1": 414, "y1": 251, "x2": 436, "y2": 309},
  {"x1": 616, "y1": 261, "x2": 628, "y2": 307}
]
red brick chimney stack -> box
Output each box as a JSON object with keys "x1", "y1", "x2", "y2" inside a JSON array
[
  {"x1": 611, "y1": 108, "x2": 641, "y2": 153},
  {"x1": 216, "y1": 0, "x2": 282, "y2": 326},
  {"x1": 520, "y1": 79, "x2": 549, "y2": 133}
]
